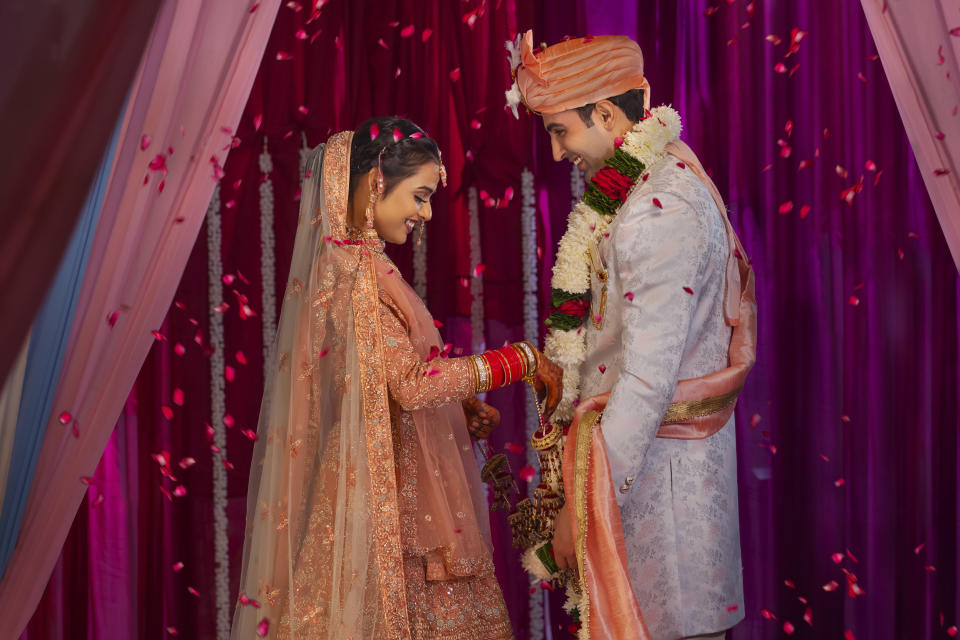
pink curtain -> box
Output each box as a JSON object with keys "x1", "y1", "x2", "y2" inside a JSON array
[
  {"x1": 860, "y1": 0, "x2": 960, "y2": 270},
  {"x1": 0, "y1": 1, "x2": 162, "y2": 387},
  {"x1": 0, "y1": 1, "x2": 281, "y2": 636}
]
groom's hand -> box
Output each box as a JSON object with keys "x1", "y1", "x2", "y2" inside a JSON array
[
  {"x1": 534, "y1": 355, "x2": 563, "y2": 419},
  {"x1": 552, "y1": 502, "x2": 576, "y2": 571},
  {"x1": 463, "y1": 396, "x2": 500, "y2": 439}
]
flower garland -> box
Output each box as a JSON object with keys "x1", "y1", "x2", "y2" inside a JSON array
[
  {"x1": 205, "y1": 184, "x2": 231, "y2": 640},
  {"x1": 259, "y1": 140, "x2": 277, "y2": 379},
  {"x1": 543, "y1": 106, "x2": 682, "y2": 424},
  {"x1": 467, "y1": 186, "x2": 486, "y2": 356}
]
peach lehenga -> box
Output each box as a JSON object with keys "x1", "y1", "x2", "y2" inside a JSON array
[{"x1": 231, "y1": 131, "x2": 513, "y2": 640}]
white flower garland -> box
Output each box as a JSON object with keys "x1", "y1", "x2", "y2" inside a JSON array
[
  {"x1": 467, "y1": 186, "x2": 485, "y2": 355},
  {"x1": 259, "y1": 141, "x2": 277, "y2": 379},
  {"x1": 570, "y1": 163, "x2": 585, "y2": 208},
  {"x1": 520, "y1": 167, "x2": 545, "y2": 640},
  {"x1": 205, "y1": 185, "x2": 230, "y2": 640},
  {"x1": 544, "y1": 106, "x2": 682, "y2": 422}
]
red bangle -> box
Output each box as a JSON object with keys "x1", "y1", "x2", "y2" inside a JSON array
[
  {"x1": 482, "y1": 351, "x2": 506, "y2": 389},
  {"x1": 490, "y1": 349, "x2": 513, "y2": 386},
  {"x1": 498, "y1": 345, "x2": 526, "y2": 382}
]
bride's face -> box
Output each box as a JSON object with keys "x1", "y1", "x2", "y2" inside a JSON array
[{"x1": 374, "y1": 161, "x2": 440, "y2": 245}]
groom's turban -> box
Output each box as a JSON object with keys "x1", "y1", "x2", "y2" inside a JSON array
[{"x1": 508, "y1": 31, "x2": 652, "y2": 116}]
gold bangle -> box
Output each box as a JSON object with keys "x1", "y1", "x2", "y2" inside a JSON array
[
  {"x1": 510, "y1": 343, "x2": 532, "y2": 378},
  {"x1": 469, "y1": 355, "x2": 483, "y2": 394},
  {"x1": 478, "y1": 355, "x2": 492, "y2": 393},
  {"x1": 516, "y1": 341, "x2": 539, "y2": 377}
]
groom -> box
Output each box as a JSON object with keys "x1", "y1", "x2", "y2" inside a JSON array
[{"x1": 508, "y1": 33, "x2": 756, "y2": 639}]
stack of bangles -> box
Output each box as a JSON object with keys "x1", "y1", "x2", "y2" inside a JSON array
[{"x1": 469, "y1": 341, "x2": 540, "y2": 394}]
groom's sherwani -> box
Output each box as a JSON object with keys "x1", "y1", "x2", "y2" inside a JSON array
[{"x1": 578, "y1": 156, "x2": 746, "y2": 639}]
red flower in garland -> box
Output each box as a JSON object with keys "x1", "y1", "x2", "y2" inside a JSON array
[
  {"x1": 591, "y1": 166, "x2": 634, "y2": 202},
  {"x1": 552, "y1": 297, "x2": 589, "y2": 317}
]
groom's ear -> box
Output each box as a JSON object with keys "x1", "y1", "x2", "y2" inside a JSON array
[{"x1": 592, "y1": 100, "x2": 618, "y2": 131}]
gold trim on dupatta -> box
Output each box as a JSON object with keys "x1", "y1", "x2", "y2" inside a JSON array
[
  {"x1": 326, "y1": 131, "x2": 412, "y2": 639},
  {"x1": 573, "y1": 409, "x2": 601, "y2": 639}
]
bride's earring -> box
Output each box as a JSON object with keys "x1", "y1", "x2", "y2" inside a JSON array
[
  {"x1": 365, "y1": 190, "x2": 376, "y2": 230},
  {"x1": 417, "y1": 219, "x2": 425, "y2": 246}
]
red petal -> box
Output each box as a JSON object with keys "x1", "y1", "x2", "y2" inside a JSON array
[
  {"x1": 652, "y1": 197, "x2": 663, "y2": 209},
  {"x1": 774, "y1": 62, "x2": 787, "y2": 73},
  {"x1": 799, "y1": 204, "x2": 811, "y2": 219},
  {"x1": 834, "y1": 477, "x2": 846, "y2": 487},
  {"x1": 765, "y1": 34, "x2": 782, "y2": 45},
  {"x1": 173, "y1": 485, "x2": 187, "y2": 497},
  {"x1": 295, "y1": 29, "x2": 307, "y2": 40},
  {"x1": 369, "y1": 123, "x2": 380, "y2": 140},
  {"x1": 822, "y1": 580, "x2": 839, "y2": 591},
  {"x1": 421, "y1": 28, "x2": 432, "y2": 42},
  {"x1": 624, "y1": 292, "x2": 635, "y2": 302},
  {"x1": 140, "y1": 135, "x2": 151, "y2": 151},
  {"x1": 275, "y1": 51, "x2": 294, "y2": 61},
  {"x1": 848, "y1": 296, "x2": 860, "y2": 306},
  {"x1": 598, "y1": 364, "x2": 607, "y2": 374},
  {"x1": 236, "y1": 351, "x2": 248, "y2": 365},
  {"x1": 518, "y1": 465, "x2": 536, "y2": 482},
  {"x1": 225, "y1": 366, "x2": 235, "y2": 382},
  {"x1": 377, "y1": 38, "x2": 389, "y2": 49},
  {"x1": 224, "y1": 414, "x2": 235, "y2": 428},
  {"x1": 174, "y1": 343, "x2": 186, "y2": 356},
  {"x1": 173, "y1": 388, "x2": 184, "y2": 406},
  {"x1": 473, "y1": 263, "x2": 486, "y2": 278},
  {"x1": 172, "y1": 561, "x2": 184, "y2": 572},
  {"x1": 178, "y1": 457, "x2": 196, "y2": 469},
  {"x1": 682, "y1": 286, "x2": 694, "y2": 295},
  {"x1": 760, "y1": 609, "x2": 777, "y2": 620},
  {"x1": 726, "y1": 604, "x2": 739, "y2": 613},
  {"x1": 505, "y1": 442, "x2": 524, "y2": 454},
  {"x1": 914, "y1": 542, "x2": 925, "y2": 555},
  {"x1": 161, "y1": 406, "x2": 174, "y2": 420},
  {"x1": 400, "y1": 24, "x2": 415, "y2": 37},
  {"x1": 256, "y1": 619, "x2": 270, "y2": 637},
  {"x1": 832, "y1": 552, "x2": 844, "y2": 564},
  {"x1": 803, "y1": 608, "x2": 813, "y2": 627},
  {"x1": 470, "y1": 119, "x2": 482, "y2": 130},
  {"x1": 778, "y1": 201, "x2": 793, "y2": 214},
  {"x1": 783, "y1": 621, "x2": 795, "y2": 634},
  {"x1": 433, "y1": 319, "x2": 444, "y2": 328},
  {"x1": 59, "y1": 411, "x2": 72, "y2": 425},
  {"x1": 449, "y1": 67, "x2": 461, "y2": 82}
]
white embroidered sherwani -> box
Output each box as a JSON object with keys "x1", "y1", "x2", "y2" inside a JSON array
[{"x1": 578, "y1": 157, "x2": 745, "y2": 639}]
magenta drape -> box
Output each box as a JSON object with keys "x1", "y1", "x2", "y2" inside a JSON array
[
  {"x1": 0, "y1": 2, "x2": 162, "y2": 388},
  {"x1": 0, "y1": 1, "x2": 281, "y2": 637},
  {"x1": 859, "y1": 0, "x2": 960, "y2": 270}
]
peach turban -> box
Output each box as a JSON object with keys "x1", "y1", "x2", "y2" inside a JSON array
[{"x1": 506, "y1": 31, "x2": 652, "y2": 117}]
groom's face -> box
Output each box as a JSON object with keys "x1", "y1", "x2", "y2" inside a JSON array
[{"x1": 542, "y1": 107, "x2": 618, "y2": 181}]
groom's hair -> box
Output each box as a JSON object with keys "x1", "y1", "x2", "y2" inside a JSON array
[
  {"x1": 574, "y1": 88, "x2": 645, "y2": 126},
  {"x1": 349, "y1": 116, "x2": 441, "y2": 197}
]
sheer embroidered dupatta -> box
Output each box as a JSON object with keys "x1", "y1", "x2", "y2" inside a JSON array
[{"x1": 232, "y1": 132, "x2": 409, "y2": 639}]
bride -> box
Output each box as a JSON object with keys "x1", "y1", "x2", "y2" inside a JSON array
[{"x1": 231, "y1": 117, "x2": 561, "y2": 639}]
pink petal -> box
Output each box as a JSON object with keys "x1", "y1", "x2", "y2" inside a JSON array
[
  {"x1": 256, "y1": 618, "x2": 270, "y2": 637},
  {"x1": 421, "y1": 28, "x2": 432, "y2": 42},
  {"x1": 161, "y1": 406, "x2": 174, "y2": 420},
  {"x1": 803, "y1": 608, "x2": 813, "y2": 626},
  {"x1": 91, "y1": 492, "x2": 105, "y2": 507},
  {"x1": 726, "y1": 604, "x2": 739, "y2": 613},
  {"x1": 504, "y1": 186, "x2": 515, "y2": 201},
  {"x1": 222, "y1": 459, "x2": 235, "y2": 471},
  {"x1": 848, "y1": 296, "x2": 860, "y2": 306},
  {"x1": 778, "y1": 201, "x2": 793, "y2": 214},
  {"x1": 624, "y1": 291, "x2": 634, "y2": 302},
  {"x1": 242, "y1": 429, "x2": 258, "y2": 441},
  {"x1": 831, "y1": 552, "x2": 844, "y2": 564},
  {"x1": 835, "y1": 478, "x2": 846, "y2": 487},
  {"x1": 173, "y1": 388, "x2": 184, "y2": 406},
  {"x1": 914, "y1": 542, "x2": 925, "y2": 555},
  {"x1": 473, "y1": 263, "x2": 486, "y2": 278},
  {"x1": 750, "y1": 413, "x2": 762, "y2": 428},
  {"x1": 224, "y1": 414, "x2": 235, "y2": 428},
  {"x1": 774, "y1": 62, "x2": 787, "y2": 73},
  {"x1": 800, "y1": 204, "x2": 811, "y2": 219},
  {"x1": 173, "y1": 485, "x2": 187, "y2": 497},
  {"x1": 235, "y1": 351, "x2": 248, "y2": 365},
  {"x1": 765, "y1": 34, "x2": 782, "y2": 45},
  {"x1": 470, "y1": 119, "x2": 482, "y2": 130},
  {"x1": 174, "y1": 343, "x2": 186, "y2": 357},
  {"x1": 598, "y1": 364, "x2": 607, "y2": 374},
  {"x1": 449, "y1": 67, "x2": 461, "y2": 82},
  {"x1": 505, "y1": 442, "x2": 524, "y2": 454},
  {"x1": 295, "y1": 28, "x2": 308, "y2": 40},
  {"x1": 253, "y1": 114, "x2": 263, "y2": 131},
  {"x1": 187, "y1": 586, "x2": 199, "y2": 597},
  {"x1": 318, "y1": 347, "x2": 330, "y2": 358},
  {"x1": 378, "y1": 38, "x2": 389, "y2": 49},
  {"x1": 822, "y1": 580, "x2": 839, "y2": 591},
  {"x1": 275, "y1": 51, "x2": 294, "y2": 61},
  {"x1": 167, "y1": 628, "x2": 179, "y2": 637},
  {"x1": 178, "y1": 457, "x2": 196, "y2": 470},
  {"x1": 400, "y1": 24, "x2": 415, "y2": 37},
  {"x1": 760, "y1": 609, "x2": 777, "y2": 620},
  {"x1": 140, "y1": 135, "x2": 151, "y2": 151},
  {"x1": 59, "y1": 411, "x2": 72, "y2": 425},
  {"x1": 225, "y1": 366, "x2": 235, "y2": 382},
  {"x1": 172, "y1": 561, "x2": 184, "y2": 572},
  {"x1": 783, "y1": 621, "x2": 795, "y2": 634},
  {"x1": 518, "y1": 465, "x2": 535, "y2": 482}
]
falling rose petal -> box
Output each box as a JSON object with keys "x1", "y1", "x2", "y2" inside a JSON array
[
  {"x1": 276, "y1": 51, "x2": 294, "y2": 61},
  {"x1": 624, "y1": 291, "x2": 635, "y2": 302},
  {"x1": 835, "y1": 165, "x2": 849, "y2": 179},
  {"x1": 172, "y1": 561, "x2": 185, "y2": 572},
  {"x1": 222, "y1": 459, "x2": 234, "y2": 471},
  {"x1": 774, "y1": 62, "x2": 787, "y2": 74},
  {"x1": 947, "y1": 627, "x2": 958, "y2": 637},
  {"x1": 518, "y1": 465, "x2": 536, "y2": 482},
  {"x1": 173, "y1": 388, "x2": 184, "y2": 406},
  {"x1": 459, "y1": 277, "x2": 469, "y2": 288},
  {"x1": 242, "y1": 429, "x2": 258, "y2": 441},
  {"x1": 59, "y1": 411, "x2": 72, "y2": 425},
  {"x1": 470, "y1": 119, "x2": 482, "y2": 130},
  {"x1": 107, "y1": 310, "x2": 120, "y2": 327},
  {"x1": 835, "y1": 477, "x2": 846, "y2": 487},
  {"x1": 174, "y1": 343, "x2": 186, "y2": 356},
  {"x1": 377, "y1": 38, "x2": 389, "y2": 49},
  {"x1": 161, "y1": 406, "x2": 174, "y2": 420},
  {"x1": 800, "y1": 204, "x2": 811, "y2": 219},
  {"x1": 864, "y1": 160, "x2": 877, "y2": 172},
  {"x1": 80, "y1": 476, "x2": 96, "y2": 485},
  {"x1": 783, "y1": 621, "x2": 795, "y2": 635},
  {"x1": 822, "y1": 580, "x2": 839, "y2": 591},
  {"x1": 256, "y1": 618, "x2": 270, "y2": 637},
  {"x1": 225, "y1": 365, "x2": 236, "y2": 382},
  {"x1": 505, "y1": 442, "x2": 524, "y2": 455},
  {"x1": 433, "y1": 319, "x2": 444, "y2": 328},
  {"x1": 652, "y1": 197, "x2": 663, "y2": 209},
  {"x1": 173, "y1": 485, "x2": 187, "y2": 497},
  {"x1": 187, "y1": 586, "x2": 200, "y2": 597},
  {"x1": 91, "y1": 492, "x2": 105, "y2": 507},
  {"x1": 178, "y1": 457, "x2": 196, "y2": 470},
  {"x1": 848, "y1": 296, "x2": 860, "y2": 307},
  {"x1": 726, "y1": 604, "x2": 739, "y2": 613},
  {"x1": 598, "y1": 364, "x2": 607, "y2": 374},
  {"x1": 704, "y1": 5, "x2": 719, "y2": 17},
  {"x1": 449, "y1": 67, "x2": 461, "y2": 82},
  {"x1": 682, "y1": 286, "x2": 694, "y2": 295},
  {"x1": 473, "y1": 263, "x2": 486, "y2": 278},
  {"x1": 140, "y1": 134, "x2": 151, "y2": 150},
  {"x1": 874, "y1": 170, "x2": 883, "y2": 187},
  {"x1": 394, "y1": 66, "x2": 402, "y2": 79},
  {"x1": 934, "y1": 168, "x2": 951, "y2": 176},
  {"x1": 832, "y1": 552, "x2": 844, "y2": 564},
  {"x1": 421, "y1": 28, "x2": 432, "y2": 42},
  {"x1": 803, "y1": 608, "x2": 813, "y2": 626},
  {"x1": 914, "y1": 542, "x2": 925, "y2": 554},
  {"x1": 504, "y1": 186, "x2": 515, "y2": 201},
  {"x1": 295, "y1": 28, "x2": 308, "y2": 40},
  {"x1": 426, "y1": 345, "x2": 441, "y2": 362},
  {"x1": 778, "y1": 201, "x2": 793, "y2": 214},
  {"x1": 297, "y1": 105, "x2": 309, "y2": 116},
  {"x1": 760, "y1": 609, "x2": 777, "y2": 620},
  {"x1": 223, "y1": 414, "x2": 235, "y2": 429},
  {"x1": 400, "y1": 24, "x2": 415, "y2": 37},
  {"x1": 236, "y1": 350, "x2": 248, "y2": 365},
  {"x1": 798, "y1": 159, "x2": 813, "y2": 172},
  {"x1": 765, "y1": 34, "x2": 782, "y2": 45},
  {"x1": 857, "y1": 72, "x2": 868, "y2": 84}
]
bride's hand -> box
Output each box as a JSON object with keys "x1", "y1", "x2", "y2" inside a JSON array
[
  {"x1": 551, "y1": 502, "x2": 576, "y2": 571},
  {"x1": 534, "y1": 354, "x2": 563, "y2": 419},
  {"x1": 463, "y1": 396, "x2": 500, "y2": 439}
]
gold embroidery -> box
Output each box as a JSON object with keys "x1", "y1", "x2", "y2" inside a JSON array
[
  {"x1": 574, "y1": 410, "x2": 600, "y2": 640},
  {"x1": 661, "y1": 386, "x2": 742, "y2": 423}
]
